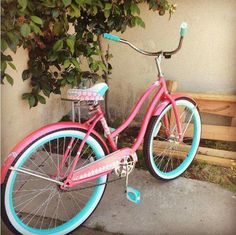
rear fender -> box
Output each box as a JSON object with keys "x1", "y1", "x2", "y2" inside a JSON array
[
  {"x1": 152, "y1": 93, "x2": 197, "y2": 116},
  {"x1": 1, "y1": 122, "x2": 109, "y2": 184}
]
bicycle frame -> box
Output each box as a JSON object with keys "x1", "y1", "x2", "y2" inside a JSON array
[
  {"x1": 2, "y1": 24, "x2": 189, "y2": 188},
  {"x1": 61, "y1": 75, "x2": 183, "y2": 188}
]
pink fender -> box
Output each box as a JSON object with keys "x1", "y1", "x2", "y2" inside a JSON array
[
  {"x1": 1, "y1": 122, "x2": 109, "y2": 184},
  {"x1": 152, "y1": 93, "x2": 197, "y2": 116}
]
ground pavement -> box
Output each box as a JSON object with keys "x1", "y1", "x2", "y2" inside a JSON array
[{"x1": 2, "y1": 169, "x2": 236, "y2": 235}]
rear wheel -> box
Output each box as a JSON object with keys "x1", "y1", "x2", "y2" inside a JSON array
[
  {"x1": 2, "y1": 128, "x2": 108, "y2": 235},
  {"x1": 143, "y1": 98, "x2": 201, "y2": 180}
]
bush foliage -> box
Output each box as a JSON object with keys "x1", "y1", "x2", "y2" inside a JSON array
[{"x1": 1, "y1": 0, "x2": 176, "y2": 108}]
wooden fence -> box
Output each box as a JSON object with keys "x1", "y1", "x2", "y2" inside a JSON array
[{"x1": 165, "y1": 81, "x2": 236, "y2": 168}]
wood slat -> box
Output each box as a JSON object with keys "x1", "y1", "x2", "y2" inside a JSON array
[
  {"x1": 152, "y1": 141, "x2": 236, "y2": 160},
  {"x1": 185, "y1": 93, "x2": 236, "y2": 102},
  {"x1": 185, "y1": 124, "x2": 236, "y2": 142},
  {"x1": 195, "y1": 100, "x2": 236, "y2": 117},
  {"x1": 151, "y1": 142, "x2": 236, "y2": 168},
  {"x1": 231, "y1": 117, "x2": 236, "y2": 127},
  {"x1": 184, "y1": 93, "x2": 236, "y2": 117}
]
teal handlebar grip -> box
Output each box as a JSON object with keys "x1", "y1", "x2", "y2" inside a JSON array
[
  {"x1": 103, "y1": 33, "x2": 121, "y2": 42},
  {"x1": 180, "y1": 22, "x2": 188, "y2": 37}
]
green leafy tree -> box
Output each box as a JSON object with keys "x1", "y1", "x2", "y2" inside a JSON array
[{"x1": 1, "y1": 0, "x2": 176, "y2": 122}]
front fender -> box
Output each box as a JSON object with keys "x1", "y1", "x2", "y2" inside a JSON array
[
  {"x1": 152, "y1": 93, "x2": 197, "y2": 116},
  {"x1": 1, "y1": 122, "x2": 109, "y2": 184}
]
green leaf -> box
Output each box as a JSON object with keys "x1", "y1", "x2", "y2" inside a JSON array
[
  {"x1": 52, "y1": 10, "x2": 59, "y2": 18},
  {"x1": 20, "y1": 24, "x2": 31, "y2": 37},
  {"x1": 131, "y1": 17, "x2": 136, "y2": 27},
  {"x1": 5, "y1": 74, "x2": 14, "y2": 86},
  {"x1": 70, "y1": 4, "x2": 81, "y2": 17},
  {"x1": 63, "y1": 59, "x2": 71, "y2": 69},
  {"x1": 71, "y1": 58, "x2": 80, "y2": 69},
  {"x1": 1, "y1": 62, "x2": 7, "y2": 72},
  {"x1": 1, "y1": 39, "x2": 8, "y2": 51},
  {"x1": 97, "y1": 61, "x2": 107, "y2": 72},
  {"x1": 105, "y1": 3, "x2": 112, "y2": 10},
  {"x1": 66, "y1": 36, "x2": 75, "y2": 54},
  {"x1": 63, "y1": 0, "x2": 71, "y2": 7},
  {"x1": 53, "y1": 39, "x2": 63, "y2": 52},
  {"x1": 28, "y1": 95, "x2": 36, "y2": 108},
  {"x1": 37, "y1": 94, "x2": 46, "y2": 104},
  {"x1": 18, "y1": 0, "x2": 27, "y2": 10},
  {"x1": 48, "y1": 53, "x2": 58, "y2": 62},
  {"x1": 2, "y1": 54, "x2": 13, "y2": 61},
  {"x1": 22, "y1": 70, "x2": 30, "y2": 80},
  {"x1": 61, "y1": 78, "x2": 67, "y2": 86},
  {"x1": 92, "y1": 6, "x2": 97, "y2": 15},
  {"x1": 22, "y1": 93, "x2": 31, "y2": 99},
  {"x1": 53, "y1": 21, "x2": 64, "y2": 36},
  {"x1": 131, "y1": 4, "x2": 140, "y2": 15},
  {"x1": 30, "y1": 16, "x2": 43, "y2": 25},
  {"x1": 43, "y1": 88, "x2": 50, "y2": 97},
  {"x1": 135, "y1": 17, "x2": 145, "y2": 28},
  {"x1": 7, "y1": 32, "x2": 19, "y2": 53},
  {"x1": 66, "y1": 73, "x2": 74, "y2": 83},
  {"x1": 8, "y1": 62, "x2": 16, "y2": 70},
  {"x1": 104, "y1": 10, "x2": 110, "y2": 18},
  {"x1": 30, "y1": 22, "x2": 42, "y2": 35}
]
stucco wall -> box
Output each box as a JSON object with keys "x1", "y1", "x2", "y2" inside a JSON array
[
  {"x1": 1, "y1": 0, "x2": 236, "y2": 160},
  {"x1": 107, "y1": 0, "x2": 236, "y2": 120},
  {"x1": 1, "y1": 47, "x2": 70, "y2": 161}
]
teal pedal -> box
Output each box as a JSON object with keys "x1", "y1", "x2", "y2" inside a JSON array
[{"x1": 126, "y1": 186, "x2": 141, "y2": 204}]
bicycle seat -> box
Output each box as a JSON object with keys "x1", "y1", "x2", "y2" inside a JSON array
[{"x1": 67, "y1": 83, "x2": 108, "y2": 101}]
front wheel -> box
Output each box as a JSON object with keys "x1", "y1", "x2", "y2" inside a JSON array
[
  {"x1": 2, "y1": 128, "x2": 108, "y2": 235},
  {"x1": 143, "y1": 98, "x2": 201, "y2": 180}
]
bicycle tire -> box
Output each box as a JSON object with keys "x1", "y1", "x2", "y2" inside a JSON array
[
  {"x1": 2, "y1": 128, "x2": 109, "y2": 235},
  {"x1": 143, "y1": 98, "x2": 201, "y2": 180}
]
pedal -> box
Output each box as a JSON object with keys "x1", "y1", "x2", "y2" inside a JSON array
[{"x1": 126, "y1": 186, "x2": 141, "y2": 204}]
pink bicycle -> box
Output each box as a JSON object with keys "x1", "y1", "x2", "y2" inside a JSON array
[{"x1": 1, "y1": 23, "x2": 201, "y2": 235}]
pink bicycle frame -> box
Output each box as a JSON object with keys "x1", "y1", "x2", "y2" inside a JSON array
[
  {"x1": 62, "y1": 76, "x2": 183, "y2": 188},
  {"x1": 1, "y1": 75, "x2": 183, "y2": 188},
  {"x1": 109, "y1": 76, "x2": 182, "y2": 151}
]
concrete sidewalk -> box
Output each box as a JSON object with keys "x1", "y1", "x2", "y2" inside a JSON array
[
  {"x1": 82, "y1": 169, "x2": 236, "y2": 235},
  {"x1": 2, "y1": 169, "x2": 236, "y2": 235}
]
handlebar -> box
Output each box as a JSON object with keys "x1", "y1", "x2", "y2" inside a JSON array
[
  {"x1": 103, "y1": 22, "x2": 188, "y2": 58},
  {"x1": 103, "y1": 33, "x2": 121, "y2": 42},
  {"x1": 180, "y1": 22, "x2": 188, "y2": 37}
]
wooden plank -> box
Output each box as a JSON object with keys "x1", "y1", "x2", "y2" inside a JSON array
[
  {"x1": 152, "y1": 141, "x2": 236, "y2": 160},
  {"x1": 185, "y1": 93, "x2": 236, "y2": 103},
  {"x1": 152, "y1": 145, "x2": 236, "y2": 168},
  {"x1": 185, "y1": 124, "x2": 236, "y2": 142},
  {"x1": 231, "y1": 117, "x2": 236, "y2": 127},
  {"x1": 194, "y1": 154, "x2": 236, "y2": 168},
  {"x1": 194, "y1": 99, "x2": 236, "y2": 117},
  {"x1": 166, "y1": 80, "x2": 178, "y2": 93},
  {"x1": 185, "y1": 93, "x2": 236, "y2": 117},
  {"x1": 197, "y1": 146, "x2": 236, "y2": 160}
]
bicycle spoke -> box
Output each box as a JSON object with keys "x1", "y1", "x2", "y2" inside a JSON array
[
  {"x1": 15, "y1": 185, "x2": 52, "y2": 213},
  {"x1": 148, "y1": 100, "x2": 200, "y2": 178},
  {"x1": 23, "y1": 188, "x2": 55, "y2": 225},
  {"x1": 42, "y1": 145, "x2": 58, "y2": 170},
  {"x1": 7, "y1": 131, "x2": 108, "y2": 232},
  {"x1": 57, "y1": 192, "x2": 70, "y2": 220},
  {"x1": 39, "y1": 189, "x2": 57, "y2": 229}
]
